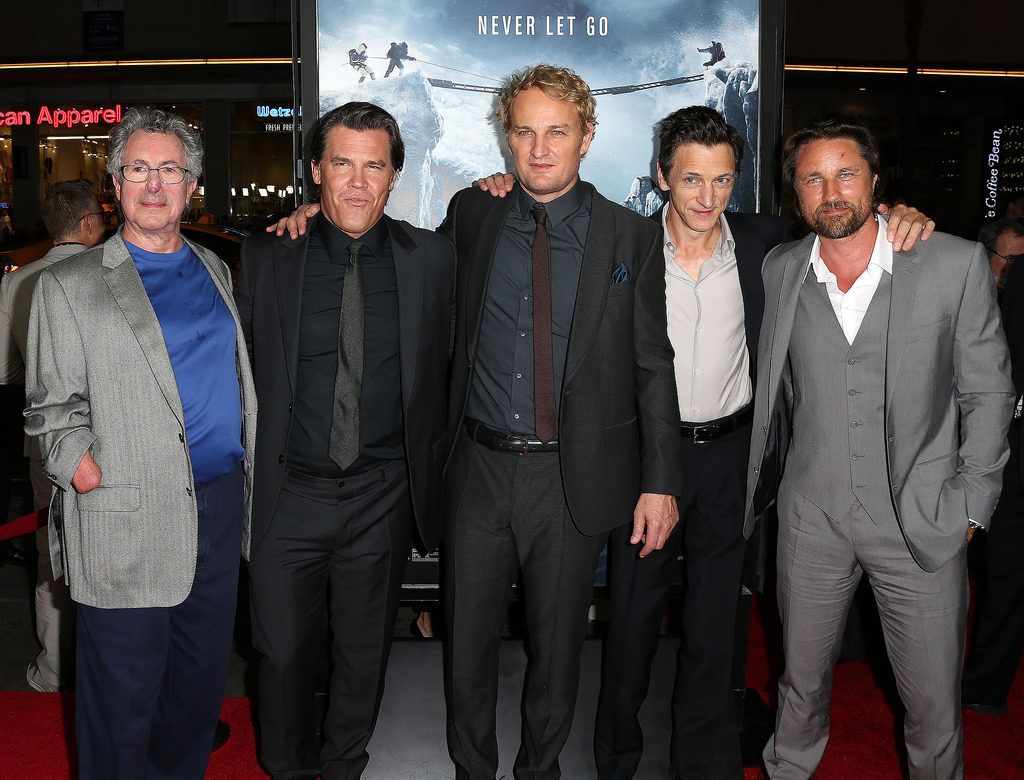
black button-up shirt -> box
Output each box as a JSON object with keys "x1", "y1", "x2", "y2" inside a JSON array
[
  {"x1": 288, "y1": 215, "x2": 403, "y2": 476},
  {"x1": 466, "y1": 181, "x2": 592, "y2": 435}
]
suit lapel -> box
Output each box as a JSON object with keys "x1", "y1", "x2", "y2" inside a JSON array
[
  {"x1": 465, "y1": 193, "x2": 516, "y2": 363},
  {"x1": 273, "y1": 229, "x2": 309, "y2": 397},
  {"x1": 765, "y1": 234, "x2": 814, "y2": 416},
  {"x1": 726, "y1": 214, "x2": 767, "y2": 365},
  {"x1": 564, "y1": 191, "x2": 615, "y2": 385},
  {"x1": 885, "y1": 243, "x2": 922, "y2": 415},
  {"x1": 389, "y1": 217, "x2": 422, "y2": 406},
  {"x1": 102, "y1": 234, "x2": 184, "y2": 423}
]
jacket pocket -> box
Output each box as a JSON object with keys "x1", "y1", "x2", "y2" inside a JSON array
[
  {"x1": 914, "y1": 451, "x2": 958, "y2": 485},
  {"x1": 77, "y1": 484, "x2": 142, "y2": 512}
]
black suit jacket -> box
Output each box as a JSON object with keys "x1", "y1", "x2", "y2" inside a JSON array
[
  {"x1": 1000, "y1": 258, "x2": 1024, "y2": 482},
  {"x1": 651, "y1": 206, "x2": 787, "y2": 383},
  {"x1": 235, "y1": 214, "x2": 456, "y2": 552},
  {"x1": 441, "y1": 182, "x2": 683, "y2": 535}
]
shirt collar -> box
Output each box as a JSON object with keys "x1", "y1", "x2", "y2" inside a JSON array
[
  {"x1": 809, "y1": 214, "x2": 893, "y2": 283},
  {"x1": 515, "y1": 179, "x2": 588, "y2": 227},
  {"x1": 661, "y1": 209, "x2": 735, "y2": 260},
  {"x1": 315, "y1": 212, "x2": 389, "y2": 260}
]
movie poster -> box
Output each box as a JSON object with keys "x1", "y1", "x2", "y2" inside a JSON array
[{"x1": 315, "y1": 0, "x2": 761, "y2": 228}]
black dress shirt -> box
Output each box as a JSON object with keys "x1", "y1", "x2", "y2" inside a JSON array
[
  {"x1": 466, "y1": 181, "x2": 592, "y2": 435},
  {"x1": 288, "y1": 215, "x2": 403, "y2": 476}
]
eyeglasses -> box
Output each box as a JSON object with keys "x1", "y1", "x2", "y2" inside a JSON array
[
  {"x1": 119, "y1": 165, "x2": 191, "y2": 184},
  {"x1": 81, "y1": 211, "x2": 105, "y2": 221},
  {"x1": 994, "y1": 252, "x2": 1023, "y2": 264}
]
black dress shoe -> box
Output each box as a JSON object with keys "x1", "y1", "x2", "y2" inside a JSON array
[
  {"x1": 212, "y1": 719, "x2": 231, "y2": 750},
  {"x1": 0, "y1": 540, "x2": 29, "y2": 566},
  {"x1": 962, "y1": 701, "x2": 1008, "y2": 716}
]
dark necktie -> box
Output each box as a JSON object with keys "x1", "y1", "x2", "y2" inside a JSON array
[
  {"x1": 328, "y1": 240, "x2": 364, "y2": 469},
  {"x1": 530, "y1": 204, "x2": 556, "y2": 444}
]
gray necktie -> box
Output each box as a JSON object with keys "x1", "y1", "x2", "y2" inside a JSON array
[{"x1": 328, "y1": 239, "x2": 364, "y2": 469}]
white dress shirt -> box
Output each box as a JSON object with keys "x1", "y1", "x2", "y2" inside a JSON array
[
  {"x1": 808, "y1": 216, "x2": 893, "y2": 344},
  {"x1": 663, "y1": 211, "x2": 751, "y2": 423}
]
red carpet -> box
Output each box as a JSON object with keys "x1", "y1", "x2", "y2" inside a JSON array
[{"x1": 1, "y1": 602, "x2": 1022, "y2": 779}]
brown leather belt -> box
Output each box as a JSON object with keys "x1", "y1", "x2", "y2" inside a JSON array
[
  {"x1": 680, "y1": 403, "x2": 753, "y2": 444},
  {"x1": 464, "y1": 418, "x2": 559, "y2": 454}
]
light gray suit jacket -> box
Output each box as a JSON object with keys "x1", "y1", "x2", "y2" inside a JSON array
[
  {"x1": 24, "y1": 232, "x2": 257, "y2": 608},
  {"x1": 744, "y1": 224, "x2": 1015, "y2": 572}
]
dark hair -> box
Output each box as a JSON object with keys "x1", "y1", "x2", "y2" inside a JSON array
[
  {"x1": 781, "y1": 114, "x2": 880, "y2": 192},
  {"x1": 978, "y1": 217, "x2": 1024, "y2": 256},
  {"x1": 656, "y1": 106, "x2": 744, "y2": 177},
  {"x1": 41, "y1": 180, "x2": 99, "y2": 241},
  {"x1": 310, "y1": 101, "x2": 405, "y2": 173}
]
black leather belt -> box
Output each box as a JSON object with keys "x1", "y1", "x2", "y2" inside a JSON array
[
  {"x1": 680, "y1": 403, "x2": 753, "y2": 444},
  {"x1": 464, "y1": 418, "x2": 559, "y2": 454}
]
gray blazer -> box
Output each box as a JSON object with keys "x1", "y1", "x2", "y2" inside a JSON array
[
  {"x1": 744, "y1": 224, "x2": 1015, "y2": 572},
  {"x1": 24, "y1": 232, "x2": 257, "y2": 608}
]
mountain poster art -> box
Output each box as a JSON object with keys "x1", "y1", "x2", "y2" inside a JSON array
[{"x1": 313, "y1": 0, "x2": 762, "y2": 228}]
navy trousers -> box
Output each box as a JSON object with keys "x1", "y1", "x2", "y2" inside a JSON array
[{"x1": 75, "y1": 464, "x2": 244, "y2": 780}]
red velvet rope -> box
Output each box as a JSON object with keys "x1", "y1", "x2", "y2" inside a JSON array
[{"x1": 0, "y1": 508, "x2": 47, "y2": 541}]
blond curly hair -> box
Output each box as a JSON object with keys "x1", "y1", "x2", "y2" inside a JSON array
[{"x1": 496, "y1": 64, "x2": 598, "y2": 137}]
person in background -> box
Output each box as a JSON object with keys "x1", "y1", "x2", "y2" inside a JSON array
[
  {"x1": 0, "y1": 179, "x2": 104, "y2": 693},
  {"x1": 962, "y1": 217, "x2": 1024, "y2": 717}
]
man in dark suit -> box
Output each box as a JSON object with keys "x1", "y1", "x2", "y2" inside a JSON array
[
  {"x1": 594, "y1": 106, "x2": 786, "y2": 780},
  {"x1": 235, "y1": 101, "x2": 455, "y2": 779},
  {"x1": 441, "y1": 64, "x2": 683, "y2": 779},
  {"x1": 962, "y1": 217, "x2": 1024, "y2": 716}
]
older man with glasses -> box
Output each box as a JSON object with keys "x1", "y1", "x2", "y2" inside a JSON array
[{"x1": 23, "y1": 107, "x2": 256, "y2": 779}]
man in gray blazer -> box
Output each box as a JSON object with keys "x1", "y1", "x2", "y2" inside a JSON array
[
  {"x1": 24, "y1": 108, "x2": 256, "y2": 779},
  {"x1": 744, "y1": 115, "x2": 1014, "y2": 779}
]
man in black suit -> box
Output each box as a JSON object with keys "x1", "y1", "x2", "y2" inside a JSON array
[
  {"x1": 441, "y1": 64, "x2": 683, "y2": 779},
  {"x1": 962, "y1": 217, "x2": 1024, "y2": 716},
  {"x1": 235, "y1": 101, "x2": 455, "y2": 779},
  {"x1": 594, "y1": 106, "x2": 785, "y2": 780}
]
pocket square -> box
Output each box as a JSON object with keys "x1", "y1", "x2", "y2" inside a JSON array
[{"x1": 611, "y1": 261, "x2": 631, "y2": 285}]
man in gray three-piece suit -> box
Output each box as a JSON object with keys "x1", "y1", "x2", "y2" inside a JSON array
[
  {"x1": 24, "y1": 108, "x2": 256, "y2": 779},
  {"x1": 744, "y1": 116, "x2": 1015, "y2": 779}
]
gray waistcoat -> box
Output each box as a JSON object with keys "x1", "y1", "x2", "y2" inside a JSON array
[{"x1": 782, "y1": 267, "x2": 898, "y2": 524}]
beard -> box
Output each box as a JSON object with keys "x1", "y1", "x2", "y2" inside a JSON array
[{"x1": 809, "y1": 199, "x2": 872, "y2": 239}]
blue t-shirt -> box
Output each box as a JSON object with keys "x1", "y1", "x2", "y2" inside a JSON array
[{"x1": 126, "y1": 240, "x2": 243, "y2": 483}]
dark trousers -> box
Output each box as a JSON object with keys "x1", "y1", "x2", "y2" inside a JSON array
[
  {"x1": 75, "y1": 464, "x2": 244, "y2": 780},
  {"x1": 963, "y1": 418, "x2": 1024, "y2": 705},
  {"x1": 444, "y1": 430, "x2": 607, "y2": 780},
  {"x1": 595, "y1": 424, "x2": 749, "y2": 780},
  {"x1": 249, "y1": 460, "x2": 412, "y2": 780}
]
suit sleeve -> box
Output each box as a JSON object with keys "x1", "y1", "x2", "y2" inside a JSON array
[
  {"x1": 1000, "y1": 261, "x2": 1024, "y2": 395},
  {"x1": 953, "y1": 242, "x2": 1016, "y2": 528},
  {"x1": 0, "y1": 275, "x2": 19, "y2": 384},
  {"x1": 23, "y1": 271, "x2": 97, "y2": 492},
  {"x1": 436, "y1": 194, "x2": 460, "y2": 360},
  {"x1": 234, "y1": 239, "x2": 257, "y2": 366},
  {"x1": 437, "y1": 189, "x2": 459, "y2": 241},
  {"x1": 634, "y1": 224, "x2": 684, "y2": 495}
]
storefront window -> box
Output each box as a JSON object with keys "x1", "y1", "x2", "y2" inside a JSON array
[
  {"x1": 229, "y1": 101, "x2": 298, "y2": 230},
  {"x1": 0, "y1": 129, "x2": 12, "y2": 250}
]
